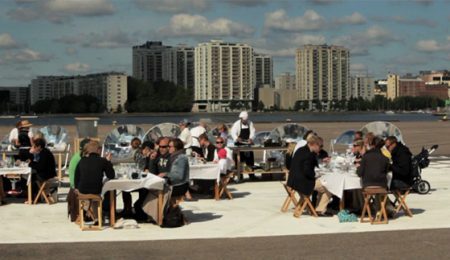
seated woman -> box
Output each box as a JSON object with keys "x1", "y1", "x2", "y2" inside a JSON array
[
  {"x1": 357, "y1": 136, "x2": 390, "y2": 189},
  {"x1": 214, "y1": 137, "x2": 234, "y2": 175},
  {"x1": 75, "y1": 141, "x2": 115, "y2": 221},
  {"x1": 160, "y1": 138, "x2": 189, "y2": 204},
  {"x1": 357, "y1": 136, "x2": 390, "y2": 216}
]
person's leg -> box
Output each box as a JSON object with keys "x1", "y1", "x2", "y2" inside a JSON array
[
  {"x1": 134, "y1": 189, "x2": 149, "y2": 220},
  {"x1": 314, "y1": 179, "x2": 332, "y2": 214},
  {"x1": 122, "y1": 192, "x2": 133, "y2": 217},
  {"x1": 0, "y1": 177, "x2": 5, "y2": 204}
]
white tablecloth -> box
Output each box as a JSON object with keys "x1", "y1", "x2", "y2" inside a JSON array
[
  {"x1": 189, "y1": 163, "x2": 221, "y2": 183},
  {"x1": 102, "y1": 174, "x2": 165, "y2": 195},
  {"x1": 319, "y1": 171, "x2": 362, "y2": 199},
  {"x1": 0, "y1": 167, "x2": 32, "y2": 185}
]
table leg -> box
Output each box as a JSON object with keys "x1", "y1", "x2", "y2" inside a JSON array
[
  {"x1": 57, "y1": 154, "x2": 62, "y2": 181},
  {"x1": 236, "y1": 152, "x2": 241, "y2": 179},
  {"x1": 340, "y1": 193, "x2": 345, "y2": 211},
  {"x1": 157, "y1": 191, "x2": 163, "y2": 226},
  {"x1": 28, "y1": 179, "x2": 32, "y2": 205},
  {"x1": 110, "y1": 190, "x2": 116, "y2": 226},
  {"x1": 214, "y1": 182, "x2": 219, "y2": 200}
]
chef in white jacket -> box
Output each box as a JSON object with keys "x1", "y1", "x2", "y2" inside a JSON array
[{"x1": 230, "y1": 111, "x2": 257, "y2": 179}]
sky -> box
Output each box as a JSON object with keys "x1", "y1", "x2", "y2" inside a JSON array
[{"x1": 0, "y1": 0, "x2": 450, "y2": 86}]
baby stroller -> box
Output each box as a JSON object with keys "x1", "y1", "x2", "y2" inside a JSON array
[{"x1": 411, "y1": 144, "x2": 438, "y2": 194}]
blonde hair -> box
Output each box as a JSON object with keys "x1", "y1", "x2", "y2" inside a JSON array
[
  {"x1": 83, "y1": 140, "x2": 101, "y2": 155},
  {"x1": 217, "y1": 123, "x2": 228, "y2": 132},
  {"x1": 307, "y1": 135, "x2": 321, "y2": 146},
  {"x1": 286, "y1": 142, "x2": 297, "y2": 156}
]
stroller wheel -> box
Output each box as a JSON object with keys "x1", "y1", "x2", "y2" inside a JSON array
[{"x1": 415, "y1": 180, "x2": 430, "y2": 195}]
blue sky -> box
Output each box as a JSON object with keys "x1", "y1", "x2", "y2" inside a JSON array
[{"x1": 0, "y1": 0, "x2": 449, "y2": 86}]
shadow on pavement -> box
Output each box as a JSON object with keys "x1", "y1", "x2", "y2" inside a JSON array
[{"x1": 183, "y1": 210, "x2": 222, "y2": 223}]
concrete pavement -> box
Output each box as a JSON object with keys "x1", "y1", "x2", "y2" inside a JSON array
[{"x1": 0, "y1": 160, "x2": 449, "y2": 244}]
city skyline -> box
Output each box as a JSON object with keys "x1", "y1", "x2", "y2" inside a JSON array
[{"x1": 1, "y1": 0, "x2": 450, "y2": 86}]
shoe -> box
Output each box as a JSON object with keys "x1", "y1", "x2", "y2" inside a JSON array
[{"x1": 317, "y1": 211, "x2": 334, "y2": 217}]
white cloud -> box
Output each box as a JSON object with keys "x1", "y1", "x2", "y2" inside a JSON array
[
  {"x1": 350, "y1": 63, "x2": 367, "y2": 72},
  {"x1": 372, "y1": 16, "x2": 436, "y2": 28},
  {"x1": 8, "y1": 0, "x2": 115, "y2": 23},
  {"x1": 265, "y1": 9, "x2": 326, "y2": 32},
  {"x1": 0, "y1": 33, "x2": 19, "y2": 49},
  {"x1": 333, "y1": 25, "x2": 400, "y2": 56},
  {"x1": 335, "y1": 12, "x2": 366, "y2": 25},
  {"x1": 225, "y1": 0, "x2": 269, "y2": 6},
  {"x1": 134, "y1": 0, "x2": 209, "y2": 13},
  {"x1": 56, "y1": 29, "x2": 136, "y2": 48},
  {"x1": 159, "y1": 14, "x2": 254, "y2": 37},
  {"x1": 0, "y1": 48, "x2": 51, "y2": 65},
  {"x1": 415, "y1": 38, "x2": 450, "y2": 52},
  {"x1": 254, "y1": 47, "x2": 297, "y2": 57},
  {"x1": 64, "y1": 62, "x2": 90, "y2": 73}
]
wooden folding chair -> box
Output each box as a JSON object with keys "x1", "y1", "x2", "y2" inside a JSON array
[
  {"x1": 33, "y1": 178, "x2": 56, "y2": 205},
  {"x1": 361, "y1": 187, "x2": 389, "y2": 224},
  {"x1": 293, "y1": 192, "x2": 318, "y2": 218},
  {"x1": 392, "y1": 189, "x2": 413, "y2": 218},
  {"x1": 281, "y1": 183, "x2": 298, "y2": 212},
  {"x1": 219, "y1": 171, "x2": 234, "y2": 200},
  {"x1": 78, "y1": 193, "x2": 102, "y2": 231}
]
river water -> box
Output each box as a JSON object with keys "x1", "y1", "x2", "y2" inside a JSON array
[{"x1": 0, "y1": 112, "x2": 439, "y2": 126}]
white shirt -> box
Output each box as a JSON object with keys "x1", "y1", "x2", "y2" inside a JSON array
[
  {"x1": 230, "y1": 120, "x2": 255, "y2": 142},
  {"x1": 8, "y1": 128, "x2": 34, "y2": 143},
  {"x1": 190, "y1": 126, "x2": 206, "y2": 148},
  {"x1": 178, "y1": 127, "x2": 192, "y2": 149},
  {"x1": 293, "y1": 140, "x2": 307, "y2": 155}
]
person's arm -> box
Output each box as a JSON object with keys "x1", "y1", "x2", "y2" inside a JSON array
[
  {"x1": 249, "y1": 122, "x2": 256, "y2": 140},
  {"x1": 167, "y1": 156, "x2": 188, "y2": 184},
  {"x1": 230, "y1": 121, "x2": 239, "y2": 141},
  {"x1": 103, "y1": 159, "x2": 115, "y2": 180},
  {"x1": 303, "y1": 154, "x2": 316, "y2": 180},
  {"x1": 29, "y1": 152, "x2": 50, "y2": 174},
  {"x1": 74, "y1": 163, "x2": 80, "y2": 189},
  {"x1": 357, "y1": 155, "x2": 366, "y2": 177},
  {"x1": 391, "y1": 152, "x2": 411, "y2": 176}
]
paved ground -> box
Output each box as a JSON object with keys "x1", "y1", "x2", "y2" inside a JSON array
[
  {"x1": 1, "y1": 159, "x2": 449, "y2": 244},
  {"x1": 1, "y1": 229, "x2": 449, "y2": 259}
]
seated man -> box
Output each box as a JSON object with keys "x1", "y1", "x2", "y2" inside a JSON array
[
  {"x1": 287, "y1": 135, "x2": 333, "y2": 216},
  {"x1": 75, "y1": 141, "x2": 115, "y2": 222},
  {"x1": 357, "y1": 137, "x2": 390, "y2": 188},
  {"x1": 148, "y1": 137, "x2": 171, "y2": 176},
  {"x1": 28, "y1": 138, "x2": 57, "y2": 201},
  {"x1": 198, "y1": 133, "x2": 216, "y2": 162},
  {"x1": 385, "y1": 136, "x2": 413, "y2": 190}
]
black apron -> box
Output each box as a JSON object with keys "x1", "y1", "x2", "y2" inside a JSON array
[
  {"x1": 237, "y1": 123, "x2": 254, "y2": 166},
  {"x1": 17, "y1": 129, "x2": 32, "y2": 161}
]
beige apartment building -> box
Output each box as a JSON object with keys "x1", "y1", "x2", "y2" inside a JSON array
[
  {"x1": 351, "y1": 75, "x2": 375, "y2": 100},
  {"x1": 275, "y1": 72, "x2": 296, "y2": 90},
  {"x1": 194, "y1": 40, "x2": 254, "y2": 112},
  {"x1": 30, "y1": 72, "x2": 127, "y2": 112},
  {"x1": 296, "y1": 45, "x2": 350, "y2": 109}
]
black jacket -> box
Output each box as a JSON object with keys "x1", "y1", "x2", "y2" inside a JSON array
[
  {"x1": 29, "y1": 148, "x2": 56, "y2": 181},
  {"x1": 287, "y1": 145, "x2": 318, "y2": 196},
  {"x1": 202, "y1": 144, "x2": 216, "y2": 162},
  {"x1": 357, "y1": 149, "x2": 390, "y2": 188},
  {"x1": 75, "y1": 153, "x2": 115, "y2": 195},
  {"x1": 391, "y1": 143, "x2": 413, "y2": 186},
  {"x1": 148, "y1": 153, "x2": 171, "y2": 175}
]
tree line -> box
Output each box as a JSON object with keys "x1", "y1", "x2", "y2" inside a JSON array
[{"x1": 292, "y1": 96, "x2": 445, "y2": 112}]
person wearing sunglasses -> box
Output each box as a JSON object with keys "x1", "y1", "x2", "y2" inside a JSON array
[
  {"x1": 148, "y1": 137, "x2": 171, "y2": 177},
  {"x1": 214, "y1": 137, "x2": 233, "y2": 174}
]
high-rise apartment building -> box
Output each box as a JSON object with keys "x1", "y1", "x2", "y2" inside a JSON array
[
  {"x1": 132, "y1": 41, "x2": 194, "y2": 89},
  {"x1": 351, "y1": 75, "x2": 375, "y2": 100},
  {"x1": 30, "y1": 72, "x2": 127, "y2": 112},
  {"x1": 162, "y1": 45, "x2": 195, "y2": 89},
  {"x1": 275, "y1": 72, "x2": 296, "y2": 90},
  {"x1": 387, "y1": 74, "x2": 400, "y2": 100},
  {"x1": 254, "y1": 54, "x2": 273, "y2": 88},
  {"x1": 296, "y1": 45, "x2": 350, "y2": 108},
  {"x1": 194, "y1": 40, "x2": 254, "y2": 112}
]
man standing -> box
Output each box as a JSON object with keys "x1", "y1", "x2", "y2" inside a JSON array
[
  {"x1": 287, "y1": 135, "x2": 332, "y2": 216},
  {"x1": 385, "y1": 136, "x2": 413, "y2": 190},
  {"x1": 190, "y1": 119, "x2": 208, "y2": 156},
  {"x1": 231, "y1": 111, "x2": 256, "y2": 180},
  {"x1": 178, "y1": 119, "x2": 193, "y2": 155}
]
